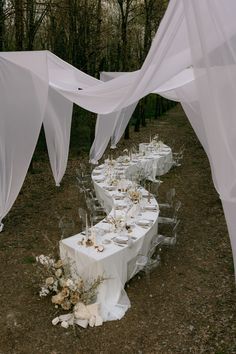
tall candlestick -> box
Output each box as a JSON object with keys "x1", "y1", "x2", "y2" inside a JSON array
[{"x1": 85, "y1": 213, "x2": 88, "y2": 239}]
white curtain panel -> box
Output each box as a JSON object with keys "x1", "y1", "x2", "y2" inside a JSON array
[
  {"x1": 43, "y1": 87, "x2": 73, "y2": 186},
  {"x1": 180, "y1": 0, "x2": 236, "y2": 277},
  {"x1": 90, "y1": 67, "x2": 195, "y2": 164},
  {"x1": 0, "y1": 56, "x2": 48, "y2": 230},
  {"x1": 90, "y1": 72, "x2": 138, "y2": 164}
]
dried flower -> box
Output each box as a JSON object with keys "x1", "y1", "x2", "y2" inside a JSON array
[
  {"x1": 59, "y1": 278, "x2": 66, "y2": 288},
  {"x1": 70, "y1": 292, "x2": 80, "y2": 305},
  {"x1": 55, "y1": 269, "x2": 62, "y2": 278},
  {"x1": 45, "y1": 277, "x2": 54, "y2": 286},
  {"x1": 65, "y1": 279, "x2": 74, "y2": 290},
  {"x1": 75, "y1": 279, "x2": 84, "y2": 290},
  {"x1": 128, "y1": 189, "x2": 142, "y2": 203},
  {"x1": 54, "y1": 259, "x2": 63, "y2": 269},
  {"x1": 61, "y1": 299, "x2": 71, "y2": 311},
  {"x1": 52, "y1": 292, "x2": 65, "y2": 305},
  {"x1": 36, "y1": 254, "x2": 105, "y2": 328},
  {"x1": 61, "y1": 287, "x2": 70, "y2": 298}
]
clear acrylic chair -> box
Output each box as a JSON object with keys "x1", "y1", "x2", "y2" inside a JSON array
[
  {"x1": 159, "y1": 188, "x2": 176, "y2": 210},
  {"x1": 58, "y1": 216, "x2": 75, "y2": 239},
  {"x1": 150, "y1": 178, "x2": 163, "y2": 198},
  {"x1": 158, "y1": 200, "x2": 181, "y2": 225},
  {"x1": 172, "y1": 145, "x2": 185, "y2": 167},
  {"x1": 135, "y1": 242, "x2": 161, "y2": 281},
  {"x1": 86, "y1": 198, "x2": 105, "y2": 224},
  {"x1": 156, "y1": 219, "x2": 180, "y2": 247}
]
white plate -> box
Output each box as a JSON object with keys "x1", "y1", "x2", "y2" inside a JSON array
[
  {"x1": 143, "y1": 205, "x2": 158, "y2": 211},
  {"x1": 104, "y1": 185, "x2": 116, "y2": 191},
  {"x1": 136, "y1": 220, "x2": 152, "y2": 226},
  {"x1": 113, "y1": 235, "x2": 129, "y2": 244},
  {"x1": 92, "y1": 171, "x2": 101, "y2": 175},
  {"x1": 93, "y1": 176, "x2": 105, "y2": 182}
]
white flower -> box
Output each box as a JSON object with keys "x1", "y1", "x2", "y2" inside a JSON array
[
  {"x1": 65, "y1": 279, "x2": 76, "y2": 291},
  {"x1": 39, "y1": 287, "x2": 50, "y2": 297},
  {"x1": 36, "y1": 255, "x2": 55, "y2": 267},
  {"x1": 59, "y1": 278, "x2": 66, "y2": 287}
]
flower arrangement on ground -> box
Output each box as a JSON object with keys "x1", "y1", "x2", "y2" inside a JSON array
[{"x1": 36, "y1": 254, "x2": 105, "y2": 328}]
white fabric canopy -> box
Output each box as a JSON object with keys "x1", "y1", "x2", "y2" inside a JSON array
[
  {"x1": 0, "y1": 50, "x2": 100, "y2": 228},
  {"x1": 90, "y1": 68, "x2": 195, "y2": 164},
  {"x1": 1, "y1": 0, "x2": 236, "y2": 280},
  {"x1": 0, "y1": 55, "x2": 48, "y2": 229},
  {"x1": 89, "y1": 71, "x2": 138, "y2": 163}
]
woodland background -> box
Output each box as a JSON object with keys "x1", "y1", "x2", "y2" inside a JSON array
[{"x1": 0, "y1": 0, "x2": 178, "y2": 155}]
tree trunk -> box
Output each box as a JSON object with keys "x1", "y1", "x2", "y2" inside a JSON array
[
  {"x1": 26, "y1": 0, "x2": 35, "y2": 50},
  {"x1": 95, "y1": 0, "x2": 102, "y2": 77},
  {"x1": 0, "y1": 0, "x2": 4, "y2": 51},
  {"x1": 154, "y1": 95, "x2": 159, "y2": 119},
  {"x1": 15, "y1": 0, "x2": 24, "y2": 50},
  {"x1": 117, "y1": 0, "x2": 132, "y2": 140},
  {"x1": 134, "y1": 104, "x2": 141, "y2": 132},
  {"x1": 141, "y1": 98, "x2": 147, "y2": 127}
]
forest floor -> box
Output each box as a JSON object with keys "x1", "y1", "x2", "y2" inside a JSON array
[{"x1": 0, "y1": 105, "x2": 235, "y2": 354}]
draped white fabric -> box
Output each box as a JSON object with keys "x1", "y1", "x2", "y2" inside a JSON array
[
  {"x1": 89, "y1": 72, "x2": 138, "y2": 164},
  {"x1": 0, "y1": 56, "x2": 48, "y2": 227},
  {"x1": 180, "y1": 0, "x2": 236, "y2": 276},
  {"x1": 89, "y1": 0, "x2": 236, "y2": 277},
  {"x1": 90, "y1": 68, "x2": 195, "y2": 164},
  {"x1": 43, "y1": 87, "x2": 73, "y2": 186},
  {"x1": 0, "y1": 0, "x2": 236, "y2": 281}
]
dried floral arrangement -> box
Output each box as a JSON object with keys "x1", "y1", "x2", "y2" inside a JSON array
[
  {"x1": 36, "y1": 255, "x2": 105, "y2": 329},
  {"x1": 128, "y1": 189, "x2": 142, "y2": 203},
  {"x1": 106, "y1": 215, "x2": 125, "y2": 231}
]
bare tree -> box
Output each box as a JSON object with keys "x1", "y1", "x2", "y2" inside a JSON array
[
  {"x1": 14, "y1": 0, "x2": 24, "y2": 49},
  {"x1": 25, "y1": 0, "x2": 50, "y2": 50},
  {"x1": 0, "y1": 0, "x2": 4, "y2": 50}
]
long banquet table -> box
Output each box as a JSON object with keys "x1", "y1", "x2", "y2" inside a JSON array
[{"x1": 60, "y1": 144, "x2": 172, "y2": 323}]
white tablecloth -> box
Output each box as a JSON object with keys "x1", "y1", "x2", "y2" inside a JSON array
[
  {"x1": 137, "y1": 143, "x2": 173, "y2": 180},
  {"x1": 60, "y1": 178, "x2": 159, "y2": 322},
  {"x1": 60, "y1": 144, "x2": 173, "y2": 323}
]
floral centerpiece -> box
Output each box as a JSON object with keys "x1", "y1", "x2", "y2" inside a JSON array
[
  {"x1": 128, "y1": 189, "x2": 142, "y2": 204},
  {"x1": 36, "y1": 255, "x2": 105, "y2": 329},
  {"x1": 105, "y1": 156, "x2": 116, "y2": 166},
  {"x1": 106, "y1": 215, "x2": 125, "y2": 232},
  {"x1": 117, "y1": 179, "x2": 132, "y2": 192},
  {"x1": 108, "y1": 177, "x2": 119, "y2": 186}
]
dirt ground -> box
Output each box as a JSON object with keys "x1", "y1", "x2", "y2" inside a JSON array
[{"x1": 0, "y1": 105, "x2": 235, "y2": 354}]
